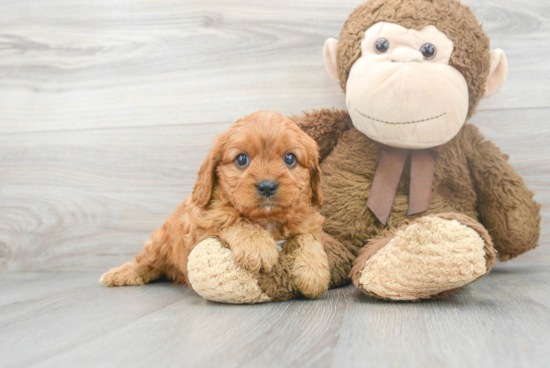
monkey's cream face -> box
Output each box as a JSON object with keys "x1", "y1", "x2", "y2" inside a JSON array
[{"x1": 345, "y1": 22, "x2": 469, "y2": 149}]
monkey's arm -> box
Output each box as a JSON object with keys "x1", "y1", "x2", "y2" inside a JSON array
[
  {"x1": 291, "y1": 109, "x2": 354, "y2": 161},
  {"x1": 467, "y1": 127, "x2": 541, "y2": 261}
]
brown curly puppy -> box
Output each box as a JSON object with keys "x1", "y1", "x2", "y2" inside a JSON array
[{"x1": 100, "y1": 111, "x2": 333, "y2": 300}]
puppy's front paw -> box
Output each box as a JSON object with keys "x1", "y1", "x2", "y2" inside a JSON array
[
  {"x1": 100, "y1": 261, "x2": 146, "y2": 287},
  {"x1": 232, "y1": 239, "x2": 280, "y2": 273},
  {"x1": 286, "y1": 234, "x2": 331, "y2": 299},
  {"x1": 291, "y1": 255, "x2": 330, "y2": 299}
]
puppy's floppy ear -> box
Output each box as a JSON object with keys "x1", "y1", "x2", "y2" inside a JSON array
[
  {"x1": 192, "y1": 133, "x2": 226, "y2": 207},
  {"x1": 303, "y1": 132, "x2": 323, "y2": 207}
]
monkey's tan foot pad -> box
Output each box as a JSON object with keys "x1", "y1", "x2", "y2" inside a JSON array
[
  {"x1": 354, "y1": 214, "x2": 496, "y2": 301},
  {"x1": 187, "y1": 238, "x2": 272, "y2": 304}
]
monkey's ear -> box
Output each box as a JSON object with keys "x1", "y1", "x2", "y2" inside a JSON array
[
  {"x1": 323, "y1": 38, "x2": 340, "y2": 82},
  {"x1": 483, "y1": 49, "x2": 508, "y2": 99}
]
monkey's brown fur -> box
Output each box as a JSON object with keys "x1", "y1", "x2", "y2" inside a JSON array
[
  {"x1": 293, "y1": 108, "x2": 540, "y2": 299},
  {"x1": 296, "y1": 109, "x2": 540, "y2": 259}
]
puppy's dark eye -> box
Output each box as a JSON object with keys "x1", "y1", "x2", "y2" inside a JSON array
[
  {"x1": 374, "y1": 38, "x2": 390, "y2": 54},
  {"x1": 235, "y1": 153, "x2": 249, "y2": 168},
  {"x1": 284, "y1": 153, "x2": 297, "y2": 168},
  {"x1": 420, "y1": 43, "x2": 436, "y2": 60}
]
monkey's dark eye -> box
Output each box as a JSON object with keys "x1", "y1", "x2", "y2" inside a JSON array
[
  {"x1": 284, "y1": 153, "x2": 297, "y2": 168},
  {"x1": 235, "y1": 153, "x2": 249, "y2": 168},
  {"x1": 374, "y1": 38, "x2": 390, "y2": 53},
  {"x1": 420, "y1": 43, "x2": 436, "y2": 60}
]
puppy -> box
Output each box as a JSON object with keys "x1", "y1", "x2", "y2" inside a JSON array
[{"x1": 101, "y1": 110, "x2": 331, "y2": 299}]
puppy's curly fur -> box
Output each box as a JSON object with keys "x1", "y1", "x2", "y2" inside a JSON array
[{"x1": 101, "y1": 111, "x2": 332, "y2": 299}]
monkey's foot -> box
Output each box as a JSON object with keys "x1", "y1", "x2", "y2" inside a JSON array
[
  {"x1": 187, "y1": 238, "x2": 295, "y2": 304},
  {"x1": 351, "y1": 213, "x2": 497, "y2": 301}
]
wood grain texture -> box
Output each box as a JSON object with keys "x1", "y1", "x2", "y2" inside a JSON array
[
  {"x1": 1, "y1": 268, "x2": 549, "y2": 368},
  {"x1": 0, "y1": 0, "x2": 548, "y2": 134}
]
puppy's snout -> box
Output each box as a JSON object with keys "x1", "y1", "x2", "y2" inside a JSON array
[{"x1": 256, "y1": 181, "x2": 278, "y2": 198}]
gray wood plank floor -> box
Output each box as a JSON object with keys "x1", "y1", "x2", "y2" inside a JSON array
[
  {"x1": 1, "y1": 0, "x2": 549, "y2": 367},
  {"x1": 1, "y1": 265, "x2": 550, "y2": 368}
]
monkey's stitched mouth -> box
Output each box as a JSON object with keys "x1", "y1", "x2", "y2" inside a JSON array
[{"x1": 355, "y1": 109, "x2": 446, "y2": 125}]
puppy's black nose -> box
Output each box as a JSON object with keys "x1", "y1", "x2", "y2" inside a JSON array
[{"x1": 256, "y1": 181, "x2": 278, "y2": 197}]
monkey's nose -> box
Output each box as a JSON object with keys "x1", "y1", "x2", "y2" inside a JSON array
[
  {"x1": 256, "y1": 181, "x2": 278, "y2": 198},
  {"x1": 390, "y1": 48, "x2": 423, "y2": 63}
]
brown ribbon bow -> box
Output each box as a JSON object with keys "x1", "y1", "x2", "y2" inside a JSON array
[{"x1": 367, "y1": 146, "x2": 442, "y2": 225}]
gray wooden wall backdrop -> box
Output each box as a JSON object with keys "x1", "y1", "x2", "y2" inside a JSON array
[{"x1": 0, "y1": 0, "x2": 548, "y2": 272}]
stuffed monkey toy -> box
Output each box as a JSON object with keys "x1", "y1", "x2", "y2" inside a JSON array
[
  {"x1": 293, "y1": 0, "x2": 541, "y2": 300},
  {"x1": 186, "y1": 0, "x2": 540, "y2": 303}
]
